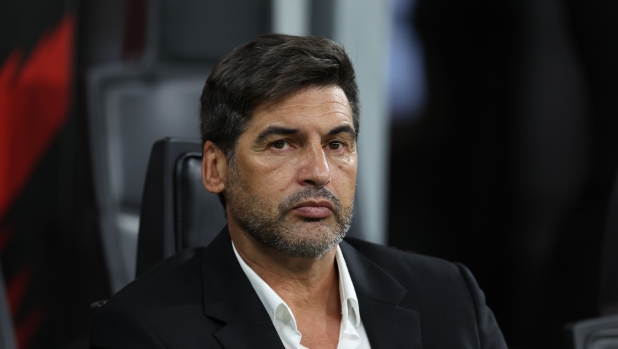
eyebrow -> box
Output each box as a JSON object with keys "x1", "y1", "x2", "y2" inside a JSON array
[
  {"x1": 255, "y1": 124, "x2": 357, "y2": 143},
  {"x1": 328, "y1": 125, "x2": 357, "y2": 139},
  {"x1": 256, "y1": 126, "x2": 299, "y2": 143}
]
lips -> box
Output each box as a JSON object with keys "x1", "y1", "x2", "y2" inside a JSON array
[{"x1": 292, "y1": 200, "x2": 335, "y2": 219}]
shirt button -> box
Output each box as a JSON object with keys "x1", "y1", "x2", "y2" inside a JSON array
[{"x1": 283, "y1": 310, "x2": 292, "y2": 322}]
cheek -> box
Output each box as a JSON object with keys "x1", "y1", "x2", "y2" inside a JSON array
[
  {"x1": 241, "y1": 158, "x2": 294, "y2": 195},
  {"x1": 332, "y1": 164, "x2": 357, "y2": 203}
]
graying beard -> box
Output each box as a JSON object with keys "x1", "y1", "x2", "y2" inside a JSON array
[
  {"x1": 226, "y1": 162, "x2": 354, "y2": 259},
  {"x1": 245, "y1": 217, "x2": 351, "y2": 259},
  {"x1": 232, "y1": 192, "x2": 353, "y2": 259}
]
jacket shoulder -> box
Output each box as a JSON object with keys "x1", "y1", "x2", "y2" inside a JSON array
[
  {"x1": 107, "y1": 247, "x2": 204, "y2": 306},
  {"x1": 90, "y1": 248, "x2": 223, "y2": 348},
  {"x1": 342, "y1": 237, "x2": 463, "y2": 285},
  {"x1": 342, "y1": 237, "x2": 507, "y2": 349}
]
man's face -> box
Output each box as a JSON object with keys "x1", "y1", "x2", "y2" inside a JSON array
[{"x1": 225, "y1": 86, "x2": 357, "y2": 259}]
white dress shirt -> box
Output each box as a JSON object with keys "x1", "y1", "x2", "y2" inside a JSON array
[{"x1": 232, "y1": 242, "x2": 371, "y2": 349}]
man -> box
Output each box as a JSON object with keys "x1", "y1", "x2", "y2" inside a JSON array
[{"x1": 90, "y1": 34, "x2": 507, "y2": 349}]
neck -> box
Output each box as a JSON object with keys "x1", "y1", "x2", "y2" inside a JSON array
[{"x1": 228, "y1": 221, "x2": 340, "y2": 313}]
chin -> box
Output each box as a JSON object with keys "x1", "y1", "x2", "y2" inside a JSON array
[{"x1": 251, "y1": 219, "x2": 345, "y2": 259}]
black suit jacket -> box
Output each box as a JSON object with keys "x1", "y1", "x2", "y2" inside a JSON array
[{"x1": 90, "y1": 228, "x2": 507, "y2": 348}]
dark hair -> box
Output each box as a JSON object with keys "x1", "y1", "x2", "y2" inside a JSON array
[{"x1": 199, "y1": 33, "x2": 360, "y2": 206}]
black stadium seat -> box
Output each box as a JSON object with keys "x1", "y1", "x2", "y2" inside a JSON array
[
  {"x1": 565, "y1": 314, "x2": 618, "y2": 349},
  {"x1": 135, "y1": 138, "x2": 226, "y2": 278},
  {"x1": 565, "y1": 170, "x2": 618, "y2": 348}
]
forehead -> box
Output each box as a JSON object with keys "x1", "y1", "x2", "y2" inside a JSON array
[{"x1": 249, "y1": 86, "x2": 353, "y2": 130}]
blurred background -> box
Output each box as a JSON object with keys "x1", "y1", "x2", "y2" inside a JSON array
[{"x1": 1, "y1": 0, "x2": 617, "y2": 348}]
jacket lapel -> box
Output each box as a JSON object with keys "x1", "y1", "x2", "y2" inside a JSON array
[
  {"x1": 213, "y1": 291, "x2": 285, "y2": 348},
  {"x1": 340, "y1": 241, "x2": 423, "y2": 349},
  {"x1": 200, "y1": 227, "x2": 285, "y2": 349},
  {"x1": 199, "y1": 229, "x2": 422, "y2": 349}
]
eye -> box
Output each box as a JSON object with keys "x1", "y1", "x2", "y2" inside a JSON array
[
  {"x1": 272, "y1": 140, "x2": 290, "y2": 150},
  {"x1": 328, "y1": 141, "x2": 344, "y2": 150}
]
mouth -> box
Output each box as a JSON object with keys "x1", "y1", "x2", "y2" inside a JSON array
[{"x1": 291, "y1": 200, "x2": 335, "y2": 219}]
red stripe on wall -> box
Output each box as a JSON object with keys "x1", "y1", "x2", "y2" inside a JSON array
[
  {"x1": 7, "y1": 264, "x2": 33, "y2": 316},
  {"x1": 0, "y1": 220, "x2": 15, "y2": 254},
  {"x1": 15, "y1": 304, "x2": 46, "y2": 349},
  {"x1": 0, "y1": 14, "x2": 76, "y2": 220}
]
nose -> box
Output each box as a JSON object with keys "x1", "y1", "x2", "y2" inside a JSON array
[{"x1": 298, "y1": 143, "x2": 331, "y2": 187}]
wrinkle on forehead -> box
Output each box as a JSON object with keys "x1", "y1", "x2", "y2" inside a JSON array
[{"x1": 255, "y1": 86, "x2": 352, "y2": 120}]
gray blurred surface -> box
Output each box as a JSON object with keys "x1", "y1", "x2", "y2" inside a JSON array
[
  {"x1": 88, "y1": 64, "x2": 209, "y2": 292},
  {"x1": 160, "y1": 0, "x2": 271, "y2": 61},
  {"x1": 334, "y1": 0, "x2": 390, "y2": 244},
  {"x1": 87, "y1": 0, "x2": 271, "y2": 293},
  {"x1": 567, "y1": 314, "x2": 618, "y2": 349},
  {"x1": 0, "y1": 265, "x2": 17, "y2": 349}
]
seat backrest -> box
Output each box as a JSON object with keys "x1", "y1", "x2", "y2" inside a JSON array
[
  {"x1": 88, "y1": 65, "x2": 209, "y2": 292},
  {"x1": 565, "y1": 314, "x2": 618, "y2": 349},
  {"x1": 0, "y1": 264, "x2": 17, "y2": 349},
  {"x1": 135, "y1": 138, "x2": 226, "y2": 278},
  {"x1": 564, "y1": 171, "x2": 618, "y2": 348}
]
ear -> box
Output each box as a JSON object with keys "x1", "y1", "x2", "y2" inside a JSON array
[{"x1": 202, "y1": 141, "x2": 227, "y2": 194}]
